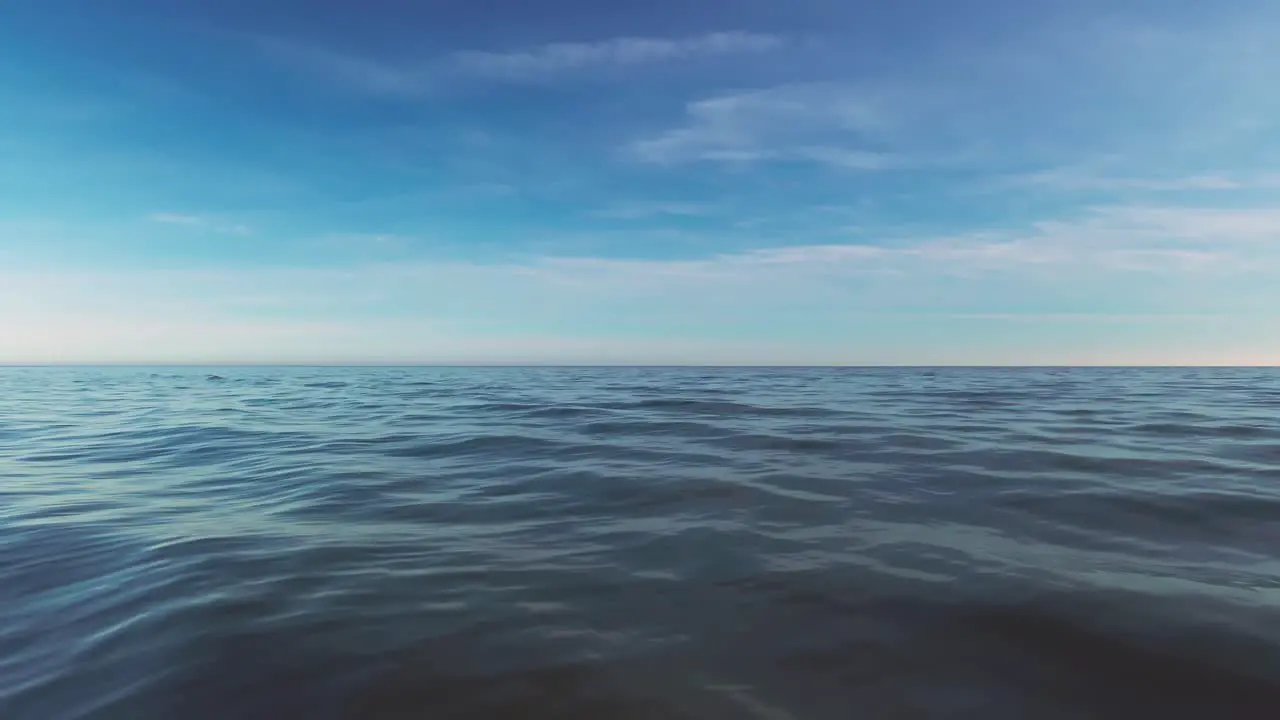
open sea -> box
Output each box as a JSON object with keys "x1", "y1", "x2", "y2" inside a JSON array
[{"x1": 1, "y1": 366, "x2": 1278, "y2": 719}]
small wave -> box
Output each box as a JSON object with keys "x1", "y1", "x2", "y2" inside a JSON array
[
  {"x1": 706, "y1": 433, "x2": 852, "y2": 454},
  {"x1": 519, "y1": 406, "x2": 611, "y2": 420},
  {"x1": 952, "y1": 447, "x2": 1237, "y2": 477},
  {"x1": 997, "y1": 486, "x2": 1280, "y2": 552},
  {"x1": 383, "y1": 434, "x2": 584, "y2": 461},
  {"x1": 605, "y1": 398, "x2": 838, "y2": 418},
  {"x1": 579, "y1": 419, "x2": 729, "y2": 439},
  {"x1": 1127, "y1": 422, "x2": 1278, "y2": 439}
]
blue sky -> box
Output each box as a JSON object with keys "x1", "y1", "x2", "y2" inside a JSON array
[{"x1": 2, "y1": 0, "x2": 1279, "y2": 364}]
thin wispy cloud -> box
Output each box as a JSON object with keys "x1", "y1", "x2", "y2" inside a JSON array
[
  {"x1": 148, "y1": 212, "x2": 205, "y2": 226},
  {"x1": 259, "y1": 31, "x2": 787, "y2": 96},
  {"x1": 148, "y1": 213, "x2": 252, "y2": 235},
  {"x1": 629, "y1": 83, "x2": 900, "y2": 169},
  {"x1": 253, "y1": 38, "x2": 427, "y2": 97},
  {"x1": 1013, "y1": 169, "x2": 1280, "y2": 192},
  {"x1": 792, "y1": 146, "x2": 899, "y2": 170},
  {"x1": 1083, "y1": 206, "x2": 1280, "y2": 244},
  {"x1": 559, "y1": 204, "x2": 1255, "y2": 279},
  {"x1": 451, "y1": 31, "x2": 785, "y2": 81}
]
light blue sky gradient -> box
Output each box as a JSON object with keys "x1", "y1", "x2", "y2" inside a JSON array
[{"x1": 3, "y1": 0, "x2": 1279, "y2": 364}]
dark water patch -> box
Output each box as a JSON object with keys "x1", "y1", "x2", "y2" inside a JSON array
[
  {"x1": 1225, "y1": 442, "x2": 1280, "y2": 464},
  {"x1": 956, "y1": 601, "x2": 1280, "y2": 719}
]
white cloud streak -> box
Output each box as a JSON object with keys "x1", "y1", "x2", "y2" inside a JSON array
[
  {"x1": 1034, "y1": 206, "x2": 1280, "y2": 246},
  {"x1": 629, "y1": 83, "x2": 902, "y2": 169},
  {"x1": 1015, "y1": 169, "x2": 1280, "y2": 192},
  {"x1": 259, "y1": 31, "x2": 786, "y2": 96},
  {"x1": 148, "y1": 213, "x2": 205, "y2": 226},
  {"x1": 148, "y1": 213, "x2": 252, "y2": 236},
  {"x1": 451, "y1": 31, "x2": 785, "y2": 81}
]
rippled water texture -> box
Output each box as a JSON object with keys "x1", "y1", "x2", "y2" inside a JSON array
[{"x1": 2, "y1": 366, "x2": 1279, "y2": 719}]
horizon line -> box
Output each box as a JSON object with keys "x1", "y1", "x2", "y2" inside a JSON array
[{"x1": 0, "y1": 363, "x2": 1275, "y2": 369}]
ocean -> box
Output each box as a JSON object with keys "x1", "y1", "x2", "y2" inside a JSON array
[{"x1": 1, "y1": 366, "x2": 1278, "y2": 719}]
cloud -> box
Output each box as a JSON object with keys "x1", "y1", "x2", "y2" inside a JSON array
[
  {"x1": 1014, "y1": 168, "x2": 1280, "y2": 192},
  {"x1": 1036, "y1": 205, "x2": 1280, "y2": 246},
  {"x1": 792, "y1": 146, "x2": 898, "y2": 170},
  {"x1": 252, "y1": 37, "x2": 430, "y2": 97},
  {"x1": 590, "y1": 202, "x2": 718, "y2": 220},
  {"x1": 584, "y1": 203, "x2": 1280, "y2": 276},
  {"x1": 148, "y1": 213, "x2": 252, "y2": 236},
  {"x1": 259, "y1": 31, "x2": 786, "y2": 96},
  {"x1": 450, "y1": 31, "x2": 785, "y2": 81},
  {"x1": 1027, "y1": 172, "x2": 1244, "y2": 191},
  {"x1": 148, "y1": 213, "x2": 205, "y2": 226},
  {"x1": 628, "y1": 13, "x2": 1280, "y2": 174},
  {"x1": 131, "y1": 203, "x2": 1280, "y2": 286},
  {"x1": 629, "y1": 83, "x2": 902, "y2": 169}
]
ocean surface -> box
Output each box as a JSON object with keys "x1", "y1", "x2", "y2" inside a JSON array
[{"x1": 2, "y1": 366, "x2": 1279, "y2": 719}]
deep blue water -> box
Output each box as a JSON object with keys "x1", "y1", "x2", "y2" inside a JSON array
[{"x1": 2, "y1": 366, "x2": 1279, "y2": 719}]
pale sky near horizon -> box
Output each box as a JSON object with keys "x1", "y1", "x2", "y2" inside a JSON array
[{"x1": 3, "y1": 1, "x2": 1279, "y2": 365}]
